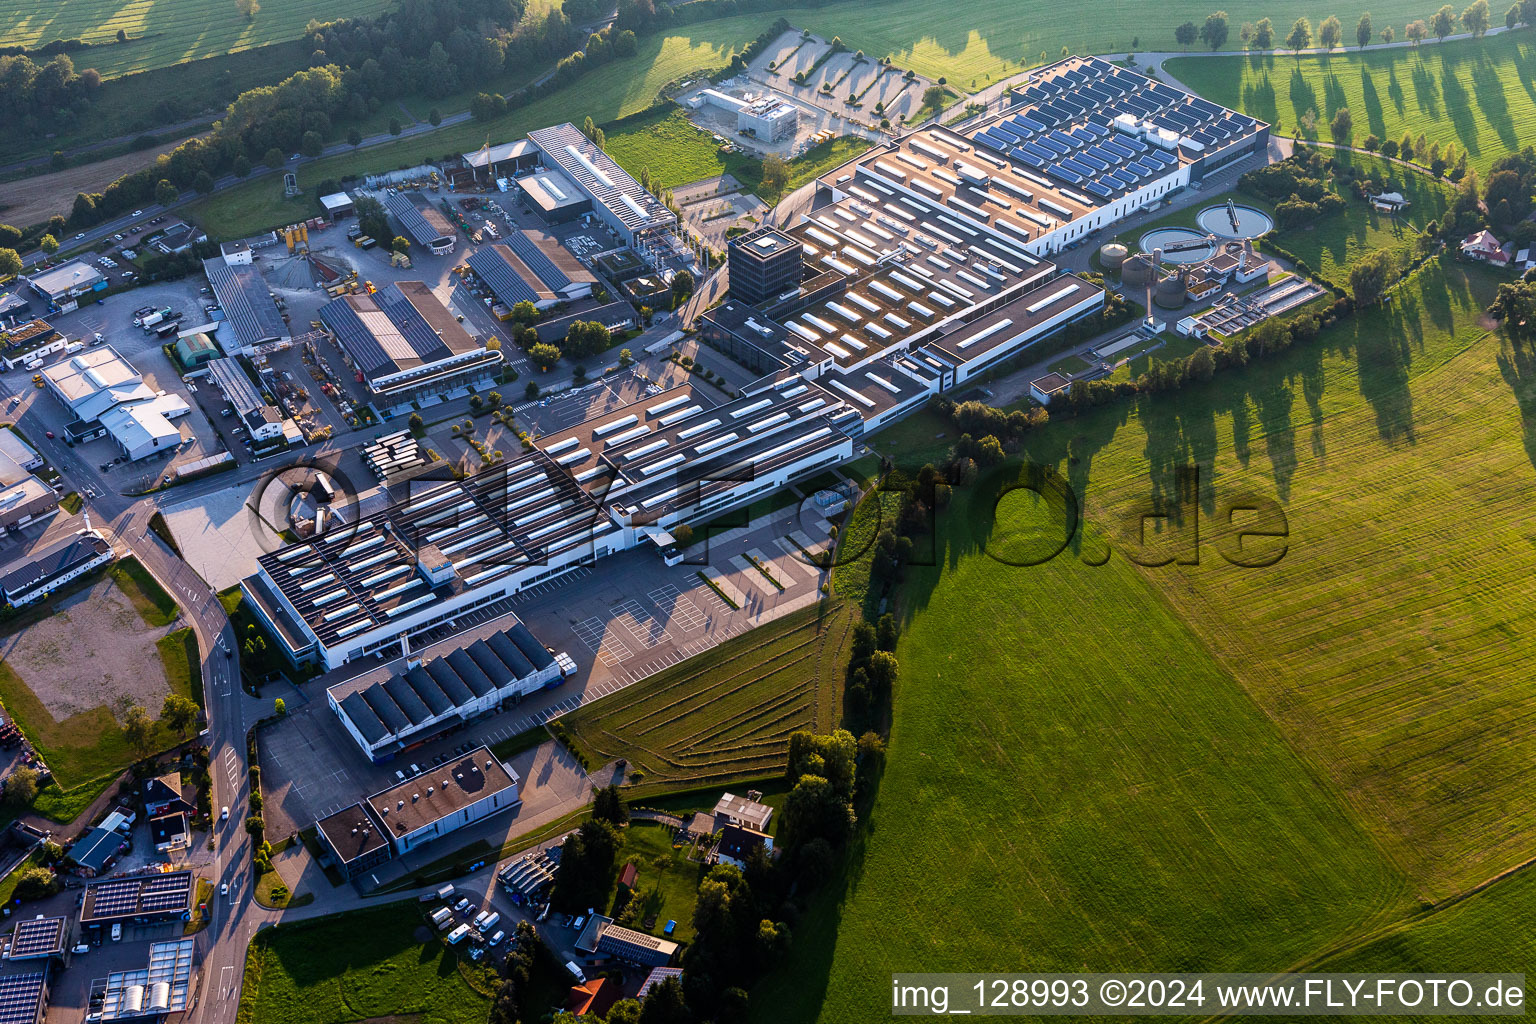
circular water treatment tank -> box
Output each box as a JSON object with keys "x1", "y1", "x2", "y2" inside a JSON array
[
  {"x1": 1121, "y1": 254, "x2": 1152, "y2": 287},
  {"x1": 1154, "y1": 274, "x2": 1186, "y2": 309},
  {"x1": 1099, "y1": 242, "x2": 1128, "y2": 270},
  {"x1": 1196, "y1": 203, "x2": 1274, "y2": 238},
  {"x1": 1140, "y1": 227, "x2": 1214, "y2": 263}
]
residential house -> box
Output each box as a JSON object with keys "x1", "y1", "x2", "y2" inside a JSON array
[
  {"x1": 1461, "y1": 229, "x2": 1512, "y2": 266},
  {"x1": 712, "y1": 791, "x2": 772, "y2": 834},
  {"x1": 710, "y1": 823, "x2": 773, "y2": 870}
]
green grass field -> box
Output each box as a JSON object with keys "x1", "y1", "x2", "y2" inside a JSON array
[
  {"x1": 760, "y1": 253, "x2": 1536, "y2": 1019},
  {"x1": 237, "y1": 906, "x2": 490, "y2": 1024},
  {"x1": 1, "y1": 0, "x2": 1454, "y2": 86},
  {"x1": 1167, "y1": 32, "x2": 1536, "y2": 177},
  {"x1": 0, "y1": 0, "x2": 392, "y2": 79},
  {"x1": 616, "y1": 819, "x2": 705, "y2": 943},
  {"x1": 559, "y1": 600, "x2": 851, "y2": 791},
  {"x1": 1315, "y1": 866, "x2": 1536, "y2": 987},
  {"x1": 764, "y1": 476, "x2": 1408, "y2": 1020},
  {"x1": 603, "y1": 105, "x2": 871, "y2": 200}
]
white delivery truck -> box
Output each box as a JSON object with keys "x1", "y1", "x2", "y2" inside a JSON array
[{"x1": 473, "y1": 910, "x2": 500, "y2": 934}]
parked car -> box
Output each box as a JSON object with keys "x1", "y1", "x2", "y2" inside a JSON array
[
  {"x1": 220, "y1": 806, "x2": 229, "y2": 821},
  {"x1": 453, "y1": 897, "x2": 472, "y2": 915}
]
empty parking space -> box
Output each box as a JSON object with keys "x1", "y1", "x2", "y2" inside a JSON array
[
  {"x1": 572, "y1": 616, "x2": 633, "y2": 667},
  {"x1": 611, "y1": 598, "x2": 672, "y2": 649},
  {"x1": 648, "y1": 584, "x2": 707, "y2": 632}
]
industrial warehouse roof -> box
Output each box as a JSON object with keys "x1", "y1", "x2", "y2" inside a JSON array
[
  {"x1": 365, "y1": 748, "x2": 518, "y2": 838},
  {"x1": 529, "y1": 382, "x2": 705, "y2": 491},
  {"x1": 385, "y1": 192, "x2": 456, "y2": 247},
  {"x1": 518, "y1": 169, "x2": 589, "y2": 217},
  {"x1": 203, "y1": 258, "x2": 288, "y2": 349},
  {"x1": 463, "y1": 139, "x2": 537, "y2": 168},
  {"x1": 528, "y1": 123, "x2": 675, "y2": 235},
  {"x1": 330, "y1": 621, "x2": 554, "y2": 745},
  {"x1": 777, "y1": 194, "x2": 1052, "y2": 369},
  {"x1": 590, "y1": 378, "x2": 854, "y2": 524},
  {"x1": 466, "y1": 245, "x2": 557, "y2": 308},
  {"x1": 315, "y1": 804, "x2": 389, "y2": 864},
  {"x1": 6, "y1": 916, "x2": 65, "y2": 960},
  {"x1": 27, "y1": 260, "x2": 104, "y2": 297},
  {"x1": 504, "y1": 229, "x2": 593, "y2": 292},
  {"x1": 850, "y1": 55, "x2": 1262, "y2": 243},
  {"x1": 319, "y1": 281, "x2": 482, "y2": 378},
  {"x1": 80, "y1": 871, "x2": 196, "y2": 924},
  {"x1": 0, "y1": 532, "x2": 111, "y2": 601},
  {"x1": 41, "y1": 347, "x2": 153, "y2": 422},
  {"x1": 100, "y1": 939, "x2": 195, "y2": 1021},
  {"x1": 255, "y1": 454, "x2": 605, "y2": 646},
  {"x1": 0, "y1": 971, "x2": 45, "y2": 1024}
]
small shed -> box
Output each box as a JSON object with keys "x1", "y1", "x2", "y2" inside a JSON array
[{"x1": 173, "y1": 333, "x2": 221, "y2": 368}]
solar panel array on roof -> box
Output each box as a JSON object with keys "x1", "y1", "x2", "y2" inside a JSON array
[
  {"x1": 203, "y1": 259, "x2": 287, "y2": 348},
  {"x1": 83, "y1": 871, "x2": 194, "y2": 923},
  {"x1": 466, "y1": 247, "x2": 542, "y2": 307},
  {"x1": 385, "y1": 193, "x2": 453, "y2": 247},
  {"x1": 503, "y1": 230, "x2": 572, "y2": 290},
  {"x1": 335, "y1": 622, "x2": 555, "y2": 748},
  {"x1": 0, "y1": 972, "x2": 44, "y2": 1024},
  {"x1": 8, "y1": 916, "x2": 64, "y2": 959}
]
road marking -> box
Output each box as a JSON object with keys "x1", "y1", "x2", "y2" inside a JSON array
[{"x1": 221, "y1": 965, "x2": 234, "y2": 999}]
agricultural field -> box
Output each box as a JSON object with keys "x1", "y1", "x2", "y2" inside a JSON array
[
  {"x1": 1167, "y1": 31, "x2": 1536, "y2": 177},
  {"x1": 559, "y1": 600, "x2": 851, "y2": 792},
  {"x1": 237, "y1": 906, "x2": 492, "y2": 1024},
  {"x1": 1316, "y1": 867, "x2": 1536, "y2": 981},
  {"x1": 0, "y1": 0, "x2": 393, "y2": 79},
  {"x1": 762, "y1": 253, "x2": 1536, "y2": 1020},
  {"x1": 761, "y1": 473, "x2": 1409, "y2": 1021}
]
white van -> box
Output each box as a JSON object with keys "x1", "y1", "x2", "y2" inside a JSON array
[
  {"x1": 110, "y1": 923, "x2": 121, "y2": 942},
  {"x1": 564, "y1": 960, "x2": 585, "y2": 982},
  {"x1": 473, "y1": 910, "x2": 499, "y2": 933}
]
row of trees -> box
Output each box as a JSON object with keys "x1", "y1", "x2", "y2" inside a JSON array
[
  {"x1": 0, "y1": 51, "x2": 102, "y2": 132},
  {"x1": 1177, "y1": 0, "x2": 1530, "y2": 53}
]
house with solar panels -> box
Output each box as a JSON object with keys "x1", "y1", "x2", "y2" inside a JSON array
[
  {"x1": 385, "y1": 193, "x2": 458, "y2": 255},
  {"x1": 326, "y1": 620, "x2": 561, "y2": 761},
  {"x1": 466, "y1": 229, "x2": 597, "y2": 313},
  {"x1": 201, "y1": 256, "x2": 290, "y2": 356},
  {"x1": 318, "y1": 281, "x2": 502, "y2": 403}
]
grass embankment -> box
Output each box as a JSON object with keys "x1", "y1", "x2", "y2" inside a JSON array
[
  {"x1": 111, "y1": 557, "x2": 178, "y2": 627},
  {"x1": 559, "y1": 599, "x2": 852, "y2": 791},
  {"x1": 760, "y1": 254, "x2": 1536, "y2": 1020},
  {"x1": 1167, "y1": 32, "x2": 1536, "y2": 177},
  {"x1": 156, "y1": 628, "x2": 204, "y2": 707},
  {"x1": 237, "y1": 905, "x2": 490, "y2": 1024}
]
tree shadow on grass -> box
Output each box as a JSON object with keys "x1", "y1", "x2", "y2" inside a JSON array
[
  {"x1": 1410, "y1": 60, "x2": 1441, "y2": 120},
  {"x1": 1360, "y1": 67, "x2": 1387, "y2": 139},
  {"x1": 1468, "y1": 56, "x2": 1517, "y2": 151},
  {"x1": 1494, "y1": 334, "x2": 1536, "y2": 472},
  {"x1": 1438, "y1": 63, "x2": 1482, "y2": 153},
  {"x1": 1387, "y1": 64, "x2": 1407, "y2": 116},
  {"x1": 1289, "y1": 68, "x2": 1319, "y2": 121}
]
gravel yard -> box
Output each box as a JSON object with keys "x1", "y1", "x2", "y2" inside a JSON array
[{"x1": 0, "y1": 575, "x2": 176, "y2": 722}]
